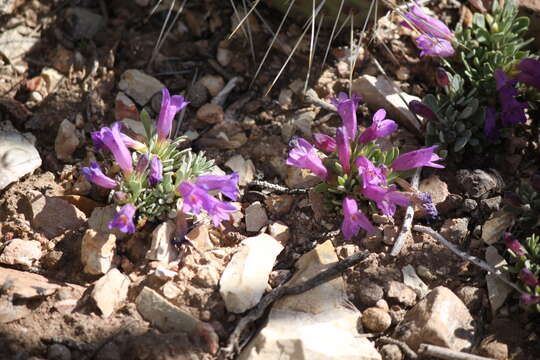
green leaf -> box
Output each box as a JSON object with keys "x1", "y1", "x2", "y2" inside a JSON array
[
  {"x1": 454, "y1": 134, "x2": 470, "y2": 152},
  {"x1": 140, "y1": 110, "x2": 154, "y2": 140}
]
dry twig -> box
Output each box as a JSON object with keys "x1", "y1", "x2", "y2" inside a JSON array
[
  {"x1": 248, "y1": 180, "x2": 309, "y2": 194},
  {"x1": 378, "y1": 336, "x2": 418, "y2": 359},
  {"x1": 304, "y1": 88, "x2": 337, "y2": 112},
  {"x1": 419, "y1": 344, "x2": 495, "y2": 360}
]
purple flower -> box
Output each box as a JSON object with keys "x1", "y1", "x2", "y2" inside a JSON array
[
  {"x1": 81, "y1": 162, "x2": 117, "y2": 189},
  {"x1": 484, "y1": 106, "x2": 500, "y2": 141},
  {"x1": 417, "y1": 192, "x2": 438, "y2": 219},
  {"x1": 313, "y1": 133, "x2": 336, "y2": 152},
  {"x1": 519, "y1": 268, "x2": 539, "y2": 287},
  {"x1": 516, "y1": 58, "x2": 540, "y2": 90},
  {"x1": 520, "y1": 294, "x2": 540, "y2": 305},
  {"x1": 286, "y1": 138, "x2": 328, "y2": 180},
  {"x1": 435, "y1": 67, "x2": 449, "y2": 87},
  {"x1": 178, "y1": 181, "x2": 236, "y2": 226},
  {"x1": 356, "y1": 156, "x2": 386, "y2": 189},
  {"x1": 358, "y1": 109, "x2": 398, "y2": 144},
  {"x1": 135, "y1": 154, "x2": 149, "y2": 174},
  {"x1": 195, "y1": 173, "x2": 240, "y2": 201},
  {"x1": 362, "y1": 185, "x2": 410, "y2": 216},
  {"x1": 336, "y1": 127, "x2": 351, "y2": 174},
  {"x1": 503, "y1": 232, "x2": 526, "y2": 256},
  {"x1": 100, "y1": 122, "x2": 133, "y2": 174},
  {"x1": 149, "y1": 157, "x2": 163, "y2": 187},
  {"x1": 416, "y1": 35, "x2": 455, "y2": 57},
  {"x1": 331, "y1": 93, "x2": 362, "y2": 140},
  {"x1": 108, "y1": 204, "x2": 136, "y2": 233},
  {"x1": 409, "y1": 100, "x2": 437, "y2": 120},
  {"x1": 341, "y1": 197, "x2": 376, "y2": 240},
  {"x1": 495, "y1": 69, "x2": 527, "y2": 127},
  {"x1": 403, "y1": 4, "x2": 453, "y2": 40},
  {"x1": 202, "y1": 194, "x2": 237, "y2": 226},
  {"x1": 91, "y1": 125, "x2": 146, "y2": 152},
  {"x1": 390, "y1": 145, "x2": 444, "y2": 171},
  {"x1": 157, "y1": 88, "x2": 189, "y2": 141}
]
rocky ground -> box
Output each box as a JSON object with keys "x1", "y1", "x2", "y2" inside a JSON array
[{"x1": 0, "y1": 0, "x2": 539, "y2": 359}]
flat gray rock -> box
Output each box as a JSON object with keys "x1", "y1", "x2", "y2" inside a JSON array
[{"x1": 0, "y1": 131, "x2": 42, "y2": 190}]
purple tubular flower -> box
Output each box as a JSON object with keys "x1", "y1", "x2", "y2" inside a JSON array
[
  {"x1": 409, "y1": 100, "x2": 437, "y2": 121},
  {"x1": 202, "y1": 195, "x2": 237, "y2": 226},
  {"x1": 362, "y1": 185, "x2": 410, "y2": 216},
  {"x1": 157, "y1": 88, "x2": 189, "y2": 141},
  {"x1": 149, "y1": 157, "x2": 163, "y2": 187},
  {"x1": 503, "y1": 232, "x2": 526, "y2": 256},
  {"x1": 519, "y1": 268, "x2": 539, "y2": 287},
  {"x1": 416, "y1": 34, "x2": 455, "y2": 57},
  {"x1": 286, "y1": 138, "x2": 328, "y2": 180},
  {"x1": 101, "y1": 123, "x2": 133, "y2": 174},
  {"x1": 435, "y1": 67, "x2": 449, "y2": 87},
  {"x1": 313, "y1": 133, "x2": 336, "y2": 153},
  {"x1": 178, "y1": 181, "x2": 235, "y2": 226},
  {"x1": 484, "y1": 106, "x2": 500, "y2": 142},
  {"x1": 520, "y1": 294, "x2": 540, "y2": 305},
  {"x1": 390, "y1": 145, "x2": 444, "y2": 171},
  {"x1": 135, "y1": 154, "x2": 149, "y2": 174},
  {"x1": 356, "y1": 156, "x2": 386, "y2": 189},
  {"x1": 92, "y1": 126, "x2": 146, "y2": 151},
  {"x1": 341, "y1": 197, "x2": 376, "y2": 240},
  {"x1": 331, "y1": 92, "x2": 362, "y2": 140},
  {"x1": 195, "y1": 173, "x2": 240, "y2": 201},
  {"x1": 495, "y1": 69, "x2": 528, "y2": 127},
  {"x1": 81, "y1": 162, "x2": 117, "y2": 189},
  {"x1": 417, "y1": 192, "x2": 438, "y2": 219},
  {"x1": 403, "y1": 4, "x2": 453, "y2": 40},
  {"x1": 359, "y1": 109, "x2": 398, "y2": 144},
  {"x1": 108, "y1": 204, "x2": 136, "y2": 233},
  {"x1": 336, "y1": 127, "x2": 351, "y2": 174},
  {"x1": 516, "y1": 58, "x2": 540, "y2": 90}
]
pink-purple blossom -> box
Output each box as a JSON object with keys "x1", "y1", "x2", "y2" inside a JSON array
[
  {"x1": 520, "y1": 294, "x2": 540, "y2": 305},
  {"x1": 100, "y1": 122, "x2": 133, "y2": 174},
  {"x1": 286, "y1": 138, "x2": 328, "y2": 180},
  {"x1": 494, "y1": 69, "x2": 527, "y2": 127},
  {"x1": 91, "y1": 124, "x2": 146, "y2": 152},
  {"x1": 409, "y1": 100, "x2": 437, "y2": 121},
  {"x1": 519, "y1": 268, "x2": 539, "y2": 287},
  {"x1": 108, "y1": 204, "x2": 136, "y2": 233},
  {"x1": 81, "y1": 162, "x2": 117, "y2": 189},
  {"x1": 516, "y1": 58, "x2": 540, "y2": 91},
  {"x1": 484, "y1": 106, "x2": 499, "y2": 141},
  {"x1": 390, "y1": 145, "x2": 444, "y2": 171},
  {"x1": 331, "y1": 93, "x2": 361, "y2": 141},
  {"x1": 341, "y1": 197, "x2": 376, "y2": 240},
  {"x1": 157, "y1": 88, "x2": 189, "y2": 141},
  {"x1": 135, "y1": 154, "x2": 149, "y2": 174},
  {"x1": 313, "y1": 133, "x2": 336, "y2": 153},
  {"x1": 358, "y1": 109, "x2": 398, "y2": 144},
  {"x1": 336, "y1": 127, "x2": 351, "y2": 174},
  {"x1": 362, "y1": 185, "x2": 410, "y2": 216},
  {"x1": 356, "y1": 156, "x2": 386, "y2": 189},
  {"x1": 435, "y1": 67, "x2": 449, "y2": 87},
  {"x1": 503, "y1": 232, "x2": 526, "y2": 256},
  {"x1": 178, "y1": 181, "x2": 236, "y2": 226},
  {"x1": 415, "y1": 34, "x2": 455, "y2": 57},
  {"x1": 149, "y1": 157, "x2": 163, "y2": 187},
  {"x1": 195, "y1": 173, "x2": 240, "y2": 201}
]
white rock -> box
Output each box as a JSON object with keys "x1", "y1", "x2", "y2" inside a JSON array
[
  {"x1": 217, "y1": 47, "x2": 232, "y2": 67},
  {"x1": 401, "y1": 265, "x2": 429, "y2": 298},
  {"x1": 0, "y1": 267, "x2": 63, "y2": 299},
  {"x1": 55, "y1": 119, "x2": 80, "y2": 161},
  {"x1": 91, "y1": 268, "x2": 130, "y2": 318},
  {"x1": 245, "y1": 201, "x2": 268, "y2": 232},
  {"x1": 153, "y1": 264, "x2": 177, "y2": 280},
  {"x1": 0, "y1": 239, "x2": 42, "y2": 267},
  {"x1": 220, "y1": 234, "x2": 283, "y2": 313},
  {"x1": 81, "y1": 229, "x2": 116, "y2": 275},
  {"x1": 279, "y1": 89, "x2": 293, "y2": 107},
  {"x1": 351, "y1": 75, "x2": 422, "y2": 134},
  {"x1": 240, "y1": 240, "x2": 381, "y2": 360},
  {"x1": 268, "y1": 222, "x2": 290, "y2": 244},
  {"x1": 161, "y1": 282, "x2": 182, "y2": 299},
  {"x1": 485, "y1": 246, "x2": 512, "y2": 314},
  {"x1": 146, "y1": 221, "x2": 178, "y2": 264},
  {"x1": 41, "y1": 67, "x2": 63, "y2": 93},
  {"x1": 482, "y1": 211, "x2": 515, "y2": 245},
  {"x1": 199, "y1": 75, "x2": 224, "y2": 97},
  {"x1": 0, "y1": 131, "x2": 41, "y2": 190},
  {"x1": 121, "y1": 118, "x2": 147, "y2": 139},
  {"x1": 0, "y1": 0, "x2": 17, "y2": 14},
  {"x1": 118, "y1": 69, "x2": 165, "y2": 106},
  {"x1": 225, "y1": 154, "x2": 255, "y2": 186},
  {"x1": 0, "y1": 26, "x2": 39, "y2": 61}
]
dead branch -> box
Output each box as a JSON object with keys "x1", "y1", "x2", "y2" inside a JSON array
[
  {"x1": 419, "y1": 344, "x2": 495, "y2": 360},
  {"x1": 378, "y1": 336, "x2": 418, "y2": 359}
]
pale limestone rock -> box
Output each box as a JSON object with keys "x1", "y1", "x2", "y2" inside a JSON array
[
  {"x1": 199, "y1": 75, "x2": 224, "y2": 97},
  {"x1": 482, "y1": 211, "x2": 515, "y2": 245},
  {"x1": 91, "y1": 268, "x2": 130, "y2": 317},
  {"x1": 440, "y1": 218, "x2": 469, "y2": 244},
  {"x1": 185, "y1": 224, "x2": 213, "y2": 251},
  {"x1": 161, "y1": 282, "x2": 182, "y2": 300},
  {"x1": 55, "y1": 119, "x2": 79, "y2": 161},
  {"x1": 245, "y1": 202, "x2": 268, "y2": 232},
  {"x1": 146, "y1": 221, "x2": 178, "y2": 264},
  {"x1": 41, "y1": 67, "x2": 63, "y2": 93},
  {"x1": 0, "y1": 131, "x2": 41, "y2": 190},
  {"x1": 225, "y1": 154, "x2": 255, "y2": 186},
  {"x1": 118, "y1": 69, "x2": 165, "y2": 106},
  {"x1": 418, "y1": 175, "x2": 449, "y2": 207},
  {"x1": 362, "y1": 307, "x2": 392, "y2": 333},
  {"x1": 268, "y1": 222, "x2": 290, "y2": 244},
  {"x1": 0, "y1": 239, "x2": 41, "y2": 267},
  {"x1": 0, "y1": 267, "x2": 61, "y2": 298},
  {"x1": 196, "y1": 103, "x2": 224, "y2": 124},
  {"x1": 0, "y1": 26, "x2": 39, "y2": 61},
  {"x1": 386, "y1": 281, "x2": 417, "y2": 307},
  {"x1": 401, "y1": 265, "x2": 429, "y2": 298},
  {"x1": 81, "y1": 229, "x2": 117, "y2": 275},
  {"x1": 240, "y1": 240, "x2": 381, "y2": 360},
  {"x1": 485, "y1": 246, "x2": 512, "y2": 314},
  {"x1": 220, "y1": 234, "x2": 283, "y2": 313}
]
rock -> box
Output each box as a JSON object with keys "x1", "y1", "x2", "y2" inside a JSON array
[
  {"x1": 456, "y1": 169, "x2": 501, "y2": 198},
  {"x1": 478, "y1": 337, "x2": 508, "y2": 360},
  {"x1": 386, "y1": 281, "x2": 417, "y2": 307},
  {"x1": 220, "y1": 234, "x2": 283, "y2": 313},
  {"x1": 380, "y1": 344, "x2": 403, "y2": 360},
  {"x1": 456, "y1": 286, "x2": 484, "y2": 312},
  {"x1": 356, "y1": 280, "x2": 384, "y2": 306},
  {"x1": 0, "y1": 297, "x2": 31, "y2": 323},
  {"x1": 217, "y1": 47, "x2": 232, "y2": 67},
  {"x1": 48, "y1": 344, "x2": 72, "y2": 360},
  {"x1": 225, "y1": 154, "x2": 255, "y2": 186},
  {"x1": 0, "y1": 267, "x2": 61, "y2": 299},
  {"x1": 118, "y1": 69, "x2": 165, "y2": 106},
  {"x1": 0, "y1": 239, "x2": 42, "y2": 267},
  {"x1": 351, "y1": 75, "x2": 422, "y2": 134},
  {"x1": 279, "y1": 89, "x2": 293, "y2": 107},
  {"x1": 0, "y1": 0, "x2": 18, "y2": 14},
  {"x1": 291, "y1": 110, "x2": 316, "y2": 138},
  {"x1": 199, "y1": 75, "x2": 224, "y2": 97},
  {"x1": 0, "y1": 25, "x2": 40, "y2": 61},
  {"x1": 268, "y1": 222, "x2": 290, "y2": 244},
  {"x1": 146, "y1": 221, "x2": 178, "y2": 264},
  {"x1": 482, "y1": 211, "x2": 515, "y2": 245},
  {"x1": 418, "y1": 175, "x2": 448, "y2": 208},
  {"x1": 240, "y1": 240, "x2": 381, "y2": 360},
  {"x1": 196, "y1": 120, "x2": 247, "y2": 149},
  {"x1": 485, "y1": 246, "x2": 512, "y2": 314},
  {"x1": 286, "y1": 167, "x2": 321, "y2": 189},
  {"x1": 41, "y1": 68, "x2": 64, "y2": 93},
  {"x1": 25, "y1": 191, "x2": 86, "y2": 238},
  {"x1": 91, "y1": 268, "x2": 130, "y2": 317},
  {"x1": 152, "y1": 263, "x2": 177, "y2": 281},
  {"x1": 115, "y1": 92, "x2": 139, "y2": 121},
  {"x1": 0, "y1": 131, "x2": 42, "y2": 190},
  {"x1": 245, "y1": 201, "x2": 268, "y2": 232},
  {"x1": 440, "y1": 218, "x2": 469, "y2": 244},
  {"x1": 186, "y1": 82, "x2": 209, "y2": 108},
  {"x1": 265, "y1": 195, "x2": 294, "y2": 216},
  {"x1": 81, "y1": 229, "x2": 117, "y2": 275},
  {"x1": 185, "y1": 224, "x2": 213, "y2": 251},
  {"x1": 161, "y1": 281, "x2": 182, "y2": 300},
  {"x1": 88, "y1": 205, "x2": 126, "y2": 239},
  {"x1": 362, "y1": 307, "x2": 392, "y2": 332},
  {"x1": 55, "y1": 119, "x2": 80, "y2": 161},
  {"x1": 394, "y1": 286, "x2": 474, "y2": 351},
  {"x1": 480, "y1": 196, "x2": 501, "y2": 214},
  {"x1": 58, "y1": 195, "x2": 100, "y2": 216},
  {"x1": 196, "y1": 103, "x2": 224, "y2": 124},
  {"x1": 401, "y1": 265, "x2": 429, "y2": 298},
  {"x1": 64, "y1": 7, "x2": 105, "y2": 40},
  {"x1": 120, "y1": 119, "x2": 146, "y2": 141}
]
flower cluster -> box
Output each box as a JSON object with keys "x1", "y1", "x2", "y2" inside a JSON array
[
  {"x1": 82, "y1": 88, "x2": 238, "y2": 233},
  {"x1": 286, "y1": 93, "x2": 444, "y2": 240}
]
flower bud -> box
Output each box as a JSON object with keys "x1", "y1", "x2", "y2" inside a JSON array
[
  {"x1": 435, "y1": 68, "x2": 449, "y2": 87},
  {"x1": 113, "y1": 191, "x2": 128, "y2": 202},
  {"x1": 135, "y1": 154, "x2": 149, "y2": 174},
  {"x1": 409, "y1": 100, "x2": 437, "y2": 120}
]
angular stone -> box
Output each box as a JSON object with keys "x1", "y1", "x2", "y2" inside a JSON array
[
  {"x1": 185, "y1": 224, "x2": 213, "y2": 251},
  {"x1": 386, "y1": 281, "x2": 417, "y2": 307},
  {"x1": 394, "y1": 286, "x2": 475, "y2": 351},
  {"x1": 245, "y1": 201, "x2": 268, "y2": 232},
  {"x1": 196, "y1": 120, "x2": 247, "y2": 149},
  {"x1": 199, "y1": 75, "x2": 224, "y2": 97},
  {"x1": 418, "y1": 175, "x2": 448, "y2": 207},
  {"x1": 220, "y1": 234, "x2": 283, "y2": 313},
  {"x1": 240, "y1": 240, "x2": 381, "y2": 360},
  {"x1": 161, "y1": 282, "x2": 182, "y2": 300},
  {"x1": 456, "y1": 169, "x2": 501, "y2": 198},
  {"x1": 401, "y1": 265, "x2": 429, "y2": 298},
  {"x1": 0, "y1": 267, "x2": 61, "y2": 299},
  {"x1": 268, "y1": 222, "x2": 290, "y2": 244},
  {"x1": 440, "y1": 218, "x2": 469, "y2": 244},
  {"x1": 55, "y1": 119, "x2": 79, "y2": 161},
  {"x1": 81, "y1": 229, "x2": 117, "y2": 275},
  {"x1": 0, "y1": 131, "x2": 42, "y2": 190},
  {"x1": 64, "y1": 7, "x2": 105, "y2": 40},
  {"x1": 115, "y1": 92, "x2": 139, "y2": 122},
  {"x1": 0, "y1": 26, "x2": 39, "y2": 61},
  {"x1": 0, "y1": 297, "x2": 31, "y2": 324},
  {"x1": 196, "y1": 103, "x2": 224, "y2": 124},
  {"x1": 351, "y1": 75, "x2": 422, "y2": 134},
  {"x1": 146, "y1": 221, "x2": 178, "y2": 264},
  {"x1": 485, "y1": 246, "x2": 512, "y2": 314},
  {"x1": 26, "y1": 191, "x2": 86, "y2": 238},
  {"x1": 225, "y1": 154, "x2": 255, "y2": 186},
  {"x1": 482, "y1": 211, "x2": 515, "y2": 245},
  {"x1": 118, "y1": 69, "x2": 165, "y2": 106},
  {"x1": 0, "y1": 239, "x2": 42, "y2": 267},
  {"x1": 91, "y1": 268, "x2": 130, "y2": 318}
]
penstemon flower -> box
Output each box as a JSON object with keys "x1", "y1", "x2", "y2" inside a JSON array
[
  {"x1": 390, "y1": 146, "x2": 444, "y2": 171},
  {"x1": 494, "y1": 69, "x2": 527, "y2": 127},
  {"x1": 358, "y1": 109, "x2": 397, "y2": 144},
  {"x1": 100, "y1": 122, "x2": 133, "y2": 174},
  {"x1": 336, "y1": 127, "x2": 351, "y2": 174},
  {"x1": 286, "y1": 138, "x2": 328, "y2": 180},
  {"x1": 331, "y1": 93, "x2": 361, "y2": 141},
  {"x1": 195, "y1": 173, "x2": 240, "y2": 201},
  {"x1": 109, "y1": 204, "x2": 136, "y2": 233},
  {"x1": 313, "y1": 133, "x2": 336, "y2": 153},
  {"x1": 516, "y1": 58, "x2": 540, "y2": 91},
  {"x1": 157, "y1": 88, "x2": 188, "y2": 141},
  {"x1": 149, "y1": 157, "x2": 163, "y2": 187},
  {"x1": 342, "y1": 197, "x2": 375, "y2": 240},
  {"x1": 82, "y1": 162, "x2": 117, "y2": 189}
]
